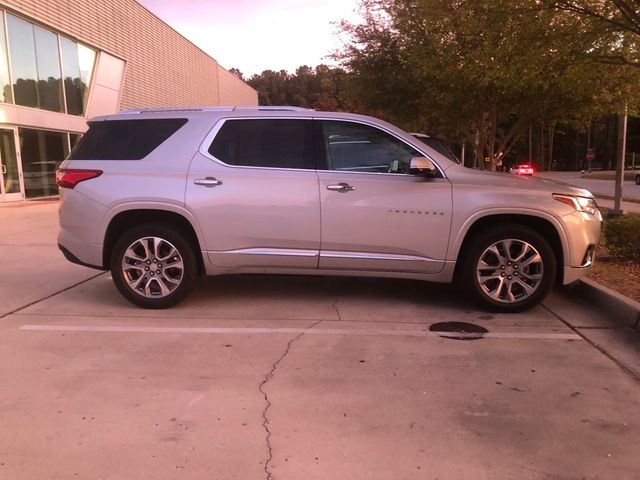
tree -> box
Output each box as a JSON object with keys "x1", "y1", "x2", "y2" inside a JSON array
[
  {"x1": 246, "y1": 65, "x2": 355, "y2": 111},
  {"x1": 228, "y1": 68, "x2": 245, "y2": 80},
  {"x1": 339, "y1": 0, "x2": 635, "y2": 170},
  {"x1": 551, "y1": 1, "x2": 640, "y2": 65}
]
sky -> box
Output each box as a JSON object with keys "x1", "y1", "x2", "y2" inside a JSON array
[{"x1": 137, "y1": 0, "x2": 363, "y2": 77}]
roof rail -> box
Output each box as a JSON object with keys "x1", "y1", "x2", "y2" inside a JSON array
[
  {"x1": 232, "y1": 106, "x2": 314, "y2": 112},
  {"x1": 120, "y1": 106, "x2": 235, "y2": 114},
  {"x1": 119, "y1": 106, "x2": 314, "y2": 115}
]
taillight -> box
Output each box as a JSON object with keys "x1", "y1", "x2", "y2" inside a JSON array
[{"x1": 55, "y1": 169, "x2": 103, "y2": 189}]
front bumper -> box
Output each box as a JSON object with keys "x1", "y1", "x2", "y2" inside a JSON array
[{"x1": 560, "y1": 209, "x2": 602, "y2": 285}]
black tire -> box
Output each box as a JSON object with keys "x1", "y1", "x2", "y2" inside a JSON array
[
  {"x1": 635, "y1": 174, "x2": 640, "y2": 185},
  {"x1": 110, "y1": 224, "x2": 199, "y2": 308},
  {"x1": 459, "y1": 224, "x2": 557, "y2": 313}
]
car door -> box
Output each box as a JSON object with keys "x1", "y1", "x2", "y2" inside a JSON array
[
  {"x1": 186, "y1": 117, "x2": 321, "y2": 269},
  {"x1": 316, "y1": 119, "x2": 452, "y2": 274}
]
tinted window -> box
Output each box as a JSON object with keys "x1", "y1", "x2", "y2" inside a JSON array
[
  {"x1": 19, "y1": 128, "x2": 69, "y2": 198},
  {"x1": 69, "y1": 119, "x2": 188, "y2": 160},
  {"x1": 320, "y1": 121, "x2": 421, "y2": 174},
  {"x1": 209, "y1": 119, "x2": 314, "y2": 169},
  {"x1": 411, "y1": 134, "x2": 460, "y2": 164}
]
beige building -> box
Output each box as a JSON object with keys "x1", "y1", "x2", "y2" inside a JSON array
[{"x1": 0, "y1": 0, "x2": 258, "y2": 201}]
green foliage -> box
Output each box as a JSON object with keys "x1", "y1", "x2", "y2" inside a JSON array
[
  {"x1": 551, "y1": 0, "x2": 640, "y2": 67},
  {"x1": 245, "y1": 65, "x2": 355, "y2": 111},
  {"x1": 604, "y1": 214, "x2": 640, "y2": 259},
  {"x1": 338, "y1": 0, "x2": 640, "y2": 170}
]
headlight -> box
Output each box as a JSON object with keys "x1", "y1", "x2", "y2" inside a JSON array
[{"x1": 552, "y1": 194, "x2": 598, "y2": 215}]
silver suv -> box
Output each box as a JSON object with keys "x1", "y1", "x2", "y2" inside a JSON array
[{"x1": 56, "y1": 106, "x2": 601, "y2": 312}]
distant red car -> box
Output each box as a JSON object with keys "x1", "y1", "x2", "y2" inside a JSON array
[{"x1": 512, "y1": 164, "x2": 535, "y2": 175}]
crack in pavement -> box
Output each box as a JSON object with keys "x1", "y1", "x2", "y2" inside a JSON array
[
  {"x1": 332, "y1": 295, "x2": 342, "y2": 321},
  {"x1": 0, "y1": 272, "x2": 106, "y2": 320},
  {"x1": 258, "y1": 319, "x2": 323, "y2": 480}
]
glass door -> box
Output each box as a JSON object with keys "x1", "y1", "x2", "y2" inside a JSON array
[{"x1": 0, "y1": 127, "x2": 24, "y2": 201}]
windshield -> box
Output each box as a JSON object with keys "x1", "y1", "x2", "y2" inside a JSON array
[{"x1": 411, "y1": 134, "x2": 461, "y2": 164}]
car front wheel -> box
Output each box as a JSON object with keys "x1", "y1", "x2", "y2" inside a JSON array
[
  {"x1": 461, "y1": 225, "x2": 557, "y2": 312},
  {"x1": 110, "y1": 224, "x2": 199, "y2": 308}
]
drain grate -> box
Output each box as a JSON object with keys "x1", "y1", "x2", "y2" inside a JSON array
[{"x1": 428, "y1": 321, "x2": 488, "y2": 341}]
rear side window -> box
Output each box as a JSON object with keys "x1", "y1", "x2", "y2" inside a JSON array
[
  {"x1": 208, "y1": 119, "x2": 315, "y2": 169},
  {"x1": 69, "y1": 118, "x2": 188, "y2": 160}
]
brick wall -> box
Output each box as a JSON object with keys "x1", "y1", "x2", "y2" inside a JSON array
[
  {"x1": 0, "y1": 0, "x2": 257, "y2": 109},
  {"x1": 217, "y1": 65, "x2": 258, "y2": 106}
]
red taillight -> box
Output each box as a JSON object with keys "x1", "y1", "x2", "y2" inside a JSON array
[{"x1": 55, "y1": 169, "x2": 103, "y2": 189}]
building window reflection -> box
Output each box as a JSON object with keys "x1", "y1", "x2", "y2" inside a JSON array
[
  {"x1": 61, "y1": 38, "x2": 95, "y2": 115},
  {"x1": 7, "y1": 14, "x2": 38, "y2": 108},
  {"x1": 2, "y1": 11, "x2": 95, "y2": 115},
  {"x1": 0, "y1": 12, "x2": 13, "y2": 104},
  {"x1": 34, "y1": 25, "x2": 63, "y2": 112}
]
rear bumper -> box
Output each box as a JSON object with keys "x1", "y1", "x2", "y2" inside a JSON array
[
  {"x1": 58, "y1": 228, "x2": 105, "y2": 270},
  {"x1": 58, "y1": 243, "x2": 107, "y2": 270}
]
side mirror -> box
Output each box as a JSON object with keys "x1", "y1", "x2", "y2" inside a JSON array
[{"x1": 409, "y1": 156, "x2": 437, "y2": 176}]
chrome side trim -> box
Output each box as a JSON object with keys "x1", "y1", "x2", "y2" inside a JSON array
[
  {"x1": 218, "y1": 248, "x2": 319, "y2": 257},
  {"x1": 320, "y1": 251, "x2": 433, "y2": 262}
]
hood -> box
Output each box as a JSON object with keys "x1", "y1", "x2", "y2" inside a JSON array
[{"x1": 444, "y1": 165, "x2": 594, "y2": 198}]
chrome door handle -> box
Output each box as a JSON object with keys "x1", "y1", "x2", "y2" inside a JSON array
[
  {"x1": 194, "y1": 177, "x2": 223, "y2": 187},
  {"x1": 326, "y1": 183, "x2": 355, "y2": 193}
]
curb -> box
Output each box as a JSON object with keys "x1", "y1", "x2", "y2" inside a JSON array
[{"x1": 571, "y1": 278, "x2": 640, "y2": 330}]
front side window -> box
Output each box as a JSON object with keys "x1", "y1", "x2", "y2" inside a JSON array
[
  {"x1": 320, "y1": 121, "x2": 421, "y2": 174},
  {"x1": 208, "y1": 119, "x2": 314, "y2": 170}
]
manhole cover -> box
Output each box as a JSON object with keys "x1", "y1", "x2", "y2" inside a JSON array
[{"x1": 428, "y1": 321, "x2": 488, "y2": 341}]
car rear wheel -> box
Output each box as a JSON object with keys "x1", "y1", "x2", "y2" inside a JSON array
[
  {"x1": 110, "y1": 224, "x2": 199, "y2": 308},
  {"x1": 461, "y1": 224, "x2": 556, "y2": 312}
]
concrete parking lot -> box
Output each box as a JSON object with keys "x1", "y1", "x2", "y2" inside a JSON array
[{"x1": 1, "y1": 201, "x2": 640, "y2": 479}]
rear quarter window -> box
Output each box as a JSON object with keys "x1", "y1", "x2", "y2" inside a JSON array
[{"x1": 69, "y1": 118, "x2": 188, "y2": 160}]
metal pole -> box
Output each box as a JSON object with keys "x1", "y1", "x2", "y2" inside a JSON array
[
  {"x1": 528, "y1": 125, "x2": 532, "y2": 164},
  {"x1": 461, "y1": 143, "x2": 465, "y2": 167},
  {"x1": 612, "y1": 107, "x2": 627, "y2": 215}
]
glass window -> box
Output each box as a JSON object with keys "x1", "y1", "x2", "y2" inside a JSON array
[
  {"x1": 0, "y1": 129, "x2": 19, "y2": 194},
  {"x1": 0, "y1": 12, "x2": 13, "y2": 104},
  {"x1": 320, "y1": 121, "x2": 421, "y2": 174},
  {"x1": 7, "y1": 14, "x2": 38, "y2": 108},
  {"x1": 19, "y1": 128, "x2": 69, "y2": 198},
  {"x1": 69, "y1": 119, "x2": 188, "y2": 160},
  {"x1": 69, "y1": 133, "x2": 81, "y2": 151},
  {"x1": 34, "y1": 25, "x2": 63, "y2": 112},
  {"x1": 61, "y1": 37, "x2": 95, "y2": 115},
  {"x1": 208, "y1": 119, "x2": 315, "y2": 169}
]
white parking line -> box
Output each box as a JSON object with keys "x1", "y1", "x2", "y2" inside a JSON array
[{"x1": 20, "y1": 324, "x2": 581, "y2": 340}]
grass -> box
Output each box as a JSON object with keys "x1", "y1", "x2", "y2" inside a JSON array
[{"x1": 586, "y1": 210, "x2": 640, "y2": 303}]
